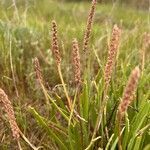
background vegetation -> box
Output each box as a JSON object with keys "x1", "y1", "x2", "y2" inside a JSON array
[{"x1": 60, "y1": 0, "x2": 150, "y2": 9}]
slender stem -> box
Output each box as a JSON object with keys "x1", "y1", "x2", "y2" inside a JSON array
[
  {"x1": 57, "y1": 65, "x2": 72, "y2": 110},
  {"x1": 40, "y1": 83, "x2": 70, "y2": 122},
  {"x1": 76, "y1": 86, "x2": 84, "y2": 149},
  {"x1": 17, "y1": 140, "x2": 23, "y2": 150},
  {"x1": 12, "y1": 0, "x2": 20, "y2": 21},
  {"x1": 19, "y1": 131, "x2": 38, "y2": 150},
  {"x1": 85, "y1": 87, "x2": 108, "y2": 150},
  {"x1": 9, "y1": 35, "x2": 19, "y2": 97},
  {"x1": 141, "y1": 49, "x2": 145, "y2": 76},
  {"x1": 102, "y1": 86, "x2": 109, "y2": 146},
  {"x1": 68, "y1": 88, "x2": 77, "y2": 126},
  {"x1": 118, "y1": 113, "x2": 122, "y2": 150}
]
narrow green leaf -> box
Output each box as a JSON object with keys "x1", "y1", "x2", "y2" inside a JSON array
[
  {"x1": 122, "y1": 113, "x2": 130, "y2": 150},
  {"x1": 105, "y1": 134, "x2": 114, "y2": 150},
  {"x1": 144, "y1": 144, "x2": 150, "y2": 150},
  {"x1": 133, "y1": 136, "x2": 142, "y2": 150},
  {"x1": 128, "y1": 102, "x2": 150, "y2": 150},
  {"x1": 29, "y1": 107, "x2": 68, "y2": 150},
  {"x1": 110, "y1": 127, "x2": 125, "y2": 150}
]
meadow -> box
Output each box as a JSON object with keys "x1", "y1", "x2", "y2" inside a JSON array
[{"x1": 0, "y1": 0, "x2": 150, "y2": 149}]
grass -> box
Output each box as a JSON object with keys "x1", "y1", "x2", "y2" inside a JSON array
[{"x1": 0, "y1": 0, "x2": 150, "y2": 149}]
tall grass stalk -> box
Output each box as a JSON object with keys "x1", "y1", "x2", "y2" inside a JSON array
[
  {"x1": 33, "y1": 58, "x2": 70, "y2": 122},
  {"x1": 83, "y1": 0, "x2": 97, "y2": 68},
  {"x1": 118, "y1": 66, "x2": 140, "y2": 150},
  {"x1": 85, "y1": 24, "x2": 121, "y2": 149},
  {"x1": 9, "y1": 35, "x2": 19, "y2": 97},
  {"x1": 51, "y1": 20, "x2": 72, "y2": 110}
]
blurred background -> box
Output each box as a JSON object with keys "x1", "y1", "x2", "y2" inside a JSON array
[
  {"x1": 59, "y1": 0, "x2": 150, "y2": 9},
  {"x1": 0, "y1": 0, "x2": 150, "y2": 9}
]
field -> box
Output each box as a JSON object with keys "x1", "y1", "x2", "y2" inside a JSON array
[{"x1": 0, "y1": 0, "x2": 150, "y2": 149}]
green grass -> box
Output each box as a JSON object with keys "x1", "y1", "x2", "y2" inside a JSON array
[{"x1": 0, "y1": 0, "x2": 150, "y2": 149}]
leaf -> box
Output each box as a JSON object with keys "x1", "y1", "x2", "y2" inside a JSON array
[
  {"x1": 127, "y1": 102, "x2": 150, "y2": 150},
  {"x1": 105, "y1": 134, "x2": 114, "y2": 150},
  {"x1": 29, "y1": 107, "x2": 68, "y2": 150},
  {"x1": 80, "y1": 81, "x2": 89, "y2": 120},
  {"x1": 122, "y1": 113, "x2": 130, "y2": 150},
  {"x1": 80, "y1": 81, "x2": 89, "y2": 146},
  {"x1": 144, "y1": 144, "x2": 150, "y2": 150},
  {"x1": 110, "y1": 127, "x2": 125, "y2": 150},
  {"x1": 133, "y1": 136, "x2": 142, "y2": 150}
]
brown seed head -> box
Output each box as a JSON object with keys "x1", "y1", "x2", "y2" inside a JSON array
[
  {"x1": 33, "y1": 57, "x2": 43, "y2": 83},
  {"x1": 51, "y1": 20, "x2": 61, "y2": 65},
  {"x1": 0, "y1": 88, "x2": 20, "y2": 140},
  {"x1": 118, "y1": 67, "x2": 140, "y2": 118},
  {"x1": 104, "y1": 24, "x2": 121, "y2": 88},
  {"x1": 83, "y1": 0, "x2": 97, "y2": 55},
  {"x1": 72, "y1": 39, "x2": 81, "y2": 86}
]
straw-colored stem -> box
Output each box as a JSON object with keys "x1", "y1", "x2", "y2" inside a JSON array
[
  {"x1": 9, "y1": 35, "x2": 19, "y2": 97},
  {"x1": 19, "y1": 131, "x2": 38, "y2": 150},
  {"x1": 51, "y1": 20, "x2": 72, "y2": 109},
  {"x1": 57, "y1": 65, "x2": 72, "y2": 110},
  {"x1": 12, "y1": 0, "x2": 20, "y2": 21},
  {"x1": 118, "y1": 112, "x2": 122, "y2": 150}
]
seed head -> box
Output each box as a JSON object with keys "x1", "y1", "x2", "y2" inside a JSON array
[
  {"x1": 33, "y1": 57, "x2": 43, "y2": 83},
  {"x1": 118, "y1": 67, "x2": 140, "y2": 118},
  {"x1": 83, "y1": 0, "x2": 97, "y2": 66},
  {"x1": 72, "y1": 39, "x2": 81, "y2": 86},
  {"x1": 104, "y1": 25, "x2": 121, "y2": 88},
  {"x1": 51, "y1": 20, "x2": 61, "y2": 65},
  {"x1": 0, "y1": 88, "x2": 20, "y2": 140}
]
